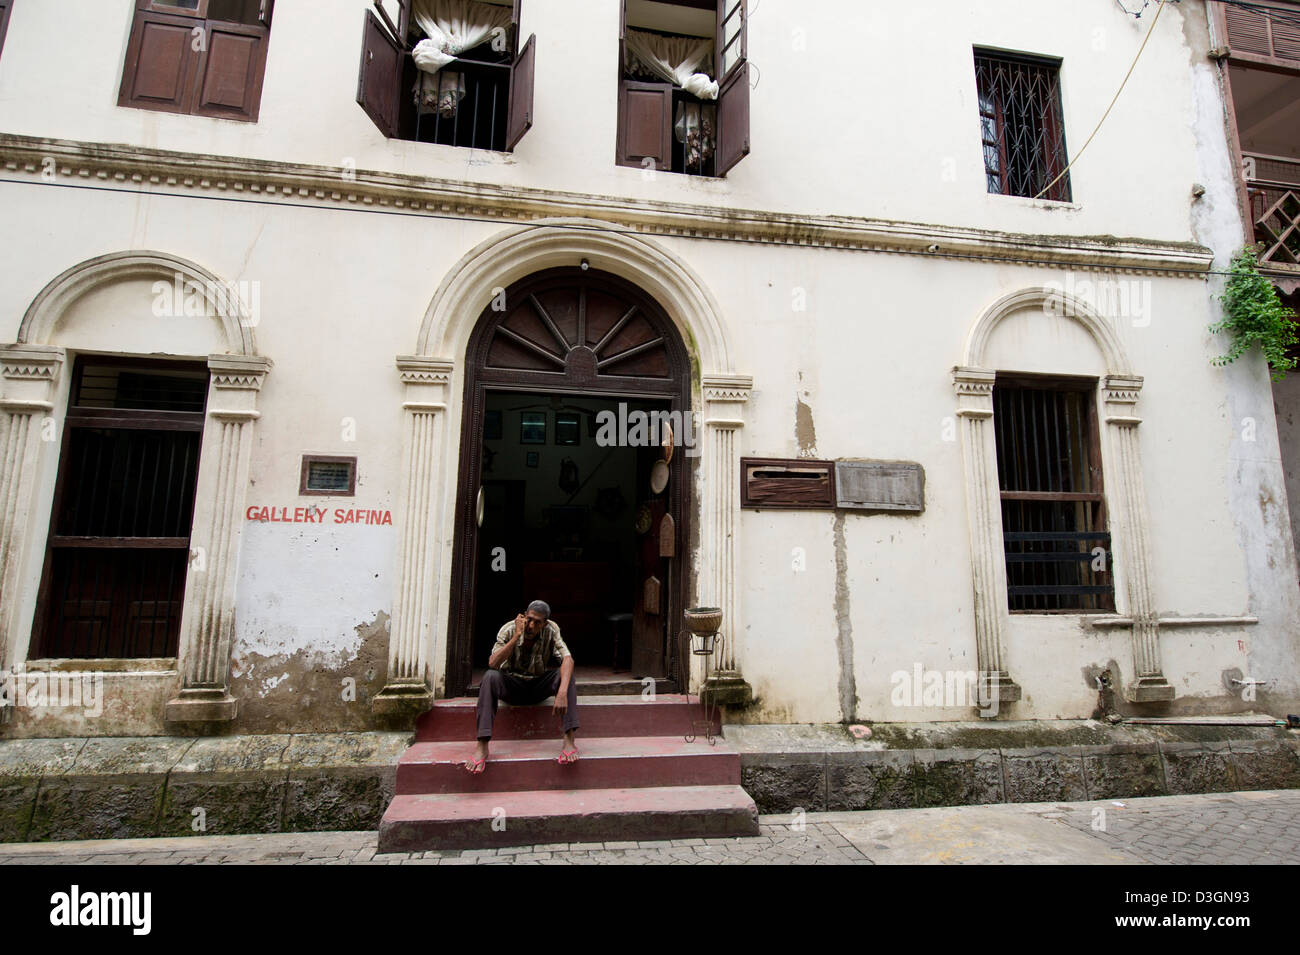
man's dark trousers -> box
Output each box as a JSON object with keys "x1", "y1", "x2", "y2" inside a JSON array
[{"x1": 477, "y1": 668, "x2": 579, "y2": 740}]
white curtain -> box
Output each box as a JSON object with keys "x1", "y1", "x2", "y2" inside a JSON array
[
  {"x1": 411, "y1": 0, "x2": 513, "y2": 74},
  {"x1": 624, "y1": 28, "x2": 718, "y2": 100}
]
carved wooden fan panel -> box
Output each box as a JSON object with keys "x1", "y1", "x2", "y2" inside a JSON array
[{"x1": 484, "y1": 275, "x2": 672, "y2": 382}]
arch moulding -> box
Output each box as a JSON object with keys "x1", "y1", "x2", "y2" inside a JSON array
[
  {"x1": 1, "y1": 250, "x2": 270, "y2": 727},
  {"x1": 952, "y1": 285, "x2": 1174, "y2": 708},
  {"x1": 377, "y1": 221, "x2": 754, "y2": 711}
]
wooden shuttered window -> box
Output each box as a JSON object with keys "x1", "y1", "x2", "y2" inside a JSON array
[
  {"x1": 506, "y1": 30, "x2": 536, "y2": 150},
  {"x1": 616, "y1": 0, "x2": 749, "y2": 176},
  {"x1": 118, "y1": 0, "x2": 271, "y2": 122},
  {"x1": 357, "y1": 7, "x2": 404, "y2": 138},
  {"x1": 1224, "y1": 1, "x2": 1300, "y2": 64},
  {"x1": 0, "y1": 1, "x2": 13, "y2": 61},
  {"x1": 617, "y1": 81, "x2": 673, "y2": 170},
  {"x1": 356, "y1": 0, "x2": 535, "y2": 152}
]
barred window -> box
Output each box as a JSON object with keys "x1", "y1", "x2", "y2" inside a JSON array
[
  {"x1": 975, "y1": 49, "x2": 1071, "y2": 202},
  {"x1": 993, "y1": 376, "x2": 1114, "y2": 612}
]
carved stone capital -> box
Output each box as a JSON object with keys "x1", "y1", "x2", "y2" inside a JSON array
[
  {"x1": 953, "y1": 366, "x2": 996, "y2": 416},
  {"x1": 208, "y1": 354, "x2": 272, "y2": 390},
  {"x1": 1103, "y1": 374, "x2": 1144, "y2": 424},
  {"x1": 702, "y1": 373, "x2": 753, "y2": 404},
  {"x1": 397, "y1": 356, "x2": 456, "y2": 386},
  {"x1": 1, "y1": 344, "x2": 65, "y2": 381}
]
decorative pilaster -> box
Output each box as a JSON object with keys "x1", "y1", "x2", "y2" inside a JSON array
[
  {"x1": 1102, "y1": 375, "x2": 1174, "y2": 702},
  {"x1": 0, "y1": 345, "x2": 65, "y2": 682},
  {"x1": 373, "y1": 356, "x2": 455, "y2": 714},
  {"x1": 698, "y1": 373, "x2": 753, "y2": 706},
  {"x1": 165, "y1": 354, "x2": 271, "y2": 723},
  {"x1": 953, "y1": 367, "x2": 1022, "y2": 706}
]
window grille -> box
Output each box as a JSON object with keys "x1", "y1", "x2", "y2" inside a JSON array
[
  {"x1": 993, "y1": 379, "x2": 1114, "y2": 612},
  {"x1": 975, "y1": 50, "x2": 1071, "y2": 202}
]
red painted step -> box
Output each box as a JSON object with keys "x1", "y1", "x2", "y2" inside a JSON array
[
  {"x1": 379, "y1": 785, "x2": 760, "y2": 851},
  {"x1": 413, "y1": 694, "x2": 718, "y2": 742},
  {"x1": 396, "y1": 735, "x2": 741, "y2": 795}
]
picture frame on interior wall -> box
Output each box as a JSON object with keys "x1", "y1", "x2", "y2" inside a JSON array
[
  {"x1": 555, "y1": 412, "x2": 581, "y2": 446},
  {"x1": 521, "y1": 411, "x2": 546, "y2": 444}
]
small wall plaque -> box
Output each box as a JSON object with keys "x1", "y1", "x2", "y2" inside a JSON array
[
  {"x1": 300, "y1": 455, "x2": 357, "y2": 496},
  {"x1": 834, "y1": 460, "x2": 925, "y2": 512}
]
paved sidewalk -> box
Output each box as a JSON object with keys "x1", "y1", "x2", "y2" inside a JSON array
[{"x1": 1, "y1": 790, "x2": 1296, "y2": 864}]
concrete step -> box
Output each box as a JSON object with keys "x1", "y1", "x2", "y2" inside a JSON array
[
  {"x1": 378, "y1": 785, "x2": 760, "y2": 851},
  {"x1": 414, "y1": 694, "x2": 718, "y2": 742},
  {"x1": 396, "y1": 735, "x2": 740, "y2": 795}
]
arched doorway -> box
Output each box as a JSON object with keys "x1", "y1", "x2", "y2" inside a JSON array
[{"x1": 446, "y1": 267, "x2": 692, "y2": 696}]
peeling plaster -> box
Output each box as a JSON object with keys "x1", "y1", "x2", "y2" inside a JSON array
[
  {"x1": 795, "y1": 371, "x2": 818, "y2": 456},
  {"x1": 832, "y1": 512, "x2": 857, "y2": 723}
]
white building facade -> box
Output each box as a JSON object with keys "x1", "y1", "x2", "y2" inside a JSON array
[{"x1": 0, "y1": 0, "x2": 1296, "y2": 739}]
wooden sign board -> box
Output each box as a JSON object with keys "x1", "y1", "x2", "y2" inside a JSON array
[{"x1": 740, "y1": 457, "x2": 835, "y2": 509}]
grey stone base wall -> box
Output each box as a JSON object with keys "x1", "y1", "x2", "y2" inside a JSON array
[
  {"x1": 0, "y1": 733, "x2": 410, "y2": 843},
  {"x1": 5, "y1": 724, "x2": 1298, "y2": 843},
  {"x1": 740, "y1": 738, "x2": 1300, "y2": 814}
]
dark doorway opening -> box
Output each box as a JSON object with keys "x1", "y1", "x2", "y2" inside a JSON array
[
  {"x1": 447, "y1": 267, "x2": 692, "y2": 698},
  {"x1": 471, "y1": 391, "x2": 674, "y2": 689}
]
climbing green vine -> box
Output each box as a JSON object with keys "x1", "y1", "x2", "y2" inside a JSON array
[{"x1": 1210, "y1": 247, "x2": 1299, "y2": 382}]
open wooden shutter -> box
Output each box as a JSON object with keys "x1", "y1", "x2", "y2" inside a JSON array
[
  {"x1": 0, "y1": 1, "x2": 13, "y2": 61},
  {"x1": 118, "y1": 11, "x2": 203, "y2": 113},
  {"x1": 717, "y1": 0, "x2": 746, "y2": 82},
  {"x1": 506, "y1": 32, "x2": 536, "y2": 151},
  {"x1": 357, "y1": 8, "x2": 403, "y2": 138},
  {"x1": 715, "y1": 61, "x2": 750, "y2": 175},
  {"x1": 1225, "y1": 5, "x2": 1273, "y2": 57},
  {"x1": 193, "y1": 19, "x2": 269, "y2": 121},
  {"x1": 617, "y1": 81, "x2": 672, "y2": 170}
]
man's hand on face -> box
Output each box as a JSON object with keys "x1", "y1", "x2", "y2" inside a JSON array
[{"x1": 513, "y1": 613, "x2": 526, "y2": 639}]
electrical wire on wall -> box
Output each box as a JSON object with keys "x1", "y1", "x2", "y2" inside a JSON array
[{"x1": 1034, "y1": 0, "x2": 1170, "y2": 199}]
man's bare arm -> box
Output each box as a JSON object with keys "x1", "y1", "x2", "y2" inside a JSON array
[{"x1": 488, "y1": 614, "x2": 525, "y2": 669}]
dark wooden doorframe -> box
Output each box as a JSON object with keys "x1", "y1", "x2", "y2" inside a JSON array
[{"x1": 445, "y1": 267, "x2": 693, "y2": 697}]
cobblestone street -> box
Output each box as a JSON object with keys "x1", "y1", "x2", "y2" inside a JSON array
[{"x1": 1, "y1": 790, "x2": 1296, "y2": 865}]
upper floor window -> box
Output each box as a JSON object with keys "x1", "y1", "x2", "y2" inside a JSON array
[
  {"x1": 974, "y1": 48, "x2": 1070, "y2": 202},
  {"x1": 0, "y1": 1, "x2": 13, "y2": 62},
  {"x1": 993, "y1": 376, "x2": 1113, "y2": 613},
  {"x1": 357, "y1": 0, "x2": 535, "y2": 152},
  {"x1": 118, "y1": 0, "x2": 273, "y2": 122},
  {"x1": 616, "y1": 0, "x2": 750, "y2": 177}
]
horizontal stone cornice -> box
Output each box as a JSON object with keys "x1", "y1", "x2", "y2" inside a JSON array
[{"x1": 0, "y1": 134, "x2": 1214, "y2": 276}]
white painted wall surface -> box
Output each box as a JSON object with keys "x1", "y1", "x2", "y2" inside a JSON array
[{"x1": 1, "y1": 0, "x2": 1297, "y2": 731}]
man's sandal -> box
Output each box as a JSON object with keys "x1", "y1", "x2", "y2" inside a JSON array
[
  {"x1": 464, "y1": 756, "x2": 486, "y2": 775},
  {"x1": 557, "y1": 749, "x2": 579, "y2": 765}
]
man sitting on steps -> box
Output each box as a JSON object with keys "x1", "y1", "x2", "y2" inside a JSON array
[{"x1": 465, "y1": 599, "x2": 579, "y2": 774}]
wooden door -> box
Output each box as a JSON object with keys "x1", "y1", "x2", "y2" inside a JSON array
[{"x1": 448, "y1": 268, "x2": 691, "y2": 696}]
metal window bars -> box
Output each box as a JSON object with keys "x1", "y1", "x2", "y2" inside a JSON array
[
  {"x1": 412, "y1": 57, "x2": 511, "y2": 151},
  {"x1": 975, "y1": 52, "x2": 1071, "y2": 202}
]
